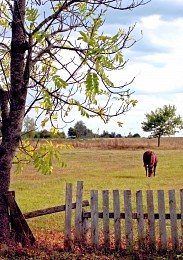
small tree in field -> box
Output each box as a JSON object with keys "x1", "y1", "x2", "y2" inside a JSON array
[
  {"x1": 74, "y1": 121, "x2": 87, "y2": 138},
  {"x1": 0, "y1": 0, "x2": 150, "y2": 245},
  {"x1": 142, "y1": 105, "x2": 183, "y2": 147},
  {"x1": 23, "y1": 116, "x2": 36, "y2": 138}
]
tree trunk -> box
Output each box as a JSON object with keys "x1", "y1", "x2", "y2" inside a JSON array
[
  {"x1": 0, "y1": 174, "x2": 11, "y2": 244},
  {"x1": 0, "y1": 0, "x2": 28, "y2": 245},
  {"x1": 158, "y1": 135, "x2": 161, "y2": 147}
]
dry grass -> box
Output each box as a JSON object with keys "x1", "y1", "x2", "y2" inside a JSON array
[{"x1": 57, "y1": 137, "x2": 183, "y2": 150}]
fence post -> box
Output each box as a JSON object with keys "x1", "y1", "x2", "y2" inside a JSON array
[
  {"x1": 158, "y1": 190, "x2": 167, "y2": 252},
  {"x1": 102, "y1": 190, "x2": 110, "y2": 249},
  {"x1": 147, "y1": 190, "x2": 156, "y2": 251},
  {"x1": 74, "y1": 181, "x2": 84, "y2": 242},
  {"x1": 64, "y1": 183, "x2": 72, "y2": 250},
  {"x1": 113, "y1": 190, "x2": 121, "y2": 250},
  {"x1": 169, "y1": 190, "x2": 178, "y2": 250},
  {"x1": 124, "y1": 190, "x2": 133, "y2": 249},
  {"x1": 81, "y1": 208, "x2": 89, "y2": 242},
  {"x1": 90, "y1": 190, "x2": 99, "y2": 248},
  {"x1": 136, "y1": 190, "x2": 145, "y2": 249},
  {"x1": 6, "y1": 191, "x2": 35, "y2": 246},
  {"x1": 180, "y1": 189, "x2": 183, "y2": 251}
]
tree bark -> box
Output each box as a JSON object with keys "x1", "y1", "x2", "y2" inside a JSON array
[
  {"x1": 0, "y1": 0, "x2": 28, "y2": 244},
  {"x1": 158, "y1": 135, "x2": 161, "y2": 147}
]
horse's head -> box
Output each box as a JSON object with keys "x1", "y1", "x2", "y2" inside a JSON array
[{"x1": 148, "y1": 165, "x2": 154, "y2": 175}]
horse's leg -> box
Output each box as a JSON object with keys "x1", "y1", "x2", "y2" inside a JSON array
[{"x1": 154, "y1": 165, "x2": 156, "y2": 176}]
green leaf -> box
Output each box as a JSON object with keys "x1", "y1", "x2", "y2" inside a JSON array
[
  {"x1": 26, "y1": 7, "x2": 39, "y2": 22},
  {"x1": 0, "y1": 18, "x2": 8, "y2": 27},
  {"x1": 34, "y1": 31, "x2": 49, "y2": 43},
  {"x1": 78, "y1": 31, "x2": 89, "y2": 43},
  {"x1": 40, "y1": 90, "x2": 53, "y2": 110},
  {"x1": 41, "y1": 117, "x2": 49, "y2": 128},
  {"x1": 13, "y1": 141, "x2": 35, "y2": 174},
  {"x1": 0, "y1": 2, "x2": 10, "y2": 28},
  {"x1": 52, "y1": 75, "x2": 67, "y2": 89},
  {"x1": 79, "y1": 3, "x2": 87, "y2": 13},
  {"x1": 32, "y1": 141, "x2": 72, "y2": 175},
  {"x1": 34, "y1": 107, "x2": 39, "y2": 114},
  {"x1": 85, "y1": 72, "x2": 99, "y2": 102}
]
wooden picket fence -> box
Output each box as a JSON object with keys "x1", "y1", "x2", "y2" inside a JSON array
[
  {"x1": 7, "y1": 180, "x2": 183, "y2": 252},
  {"x1": 63, "y1": 181, "x2": 183, "y2": 252}
]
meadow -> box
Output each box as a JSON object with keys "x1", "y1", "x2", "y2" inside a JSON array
[{"x1": 7, "y1": 137, "x2": 183, "y2": 258}]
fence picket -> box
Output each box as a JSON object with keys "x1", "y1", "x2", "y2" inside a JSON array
[
  {"x1": 113, "y1": 190, "x2": 121, "y2": 250},
  {"x1": 147, "y1": 190, "x2": 156, "y2": 250},
  {"x1": 169, "y1": 190, "x2": 178, "y2": 250},
  {"x1": 81, "y1": 208, "x2": 89, "y2": 242},
  {"x1": 90, "y1": 190, "x2": 99, "y2": 248},
  {"x1": 102, "y1": 190, "x2": 110, "y2": 249},
  {"x1": 158, "y1": 190, "x2": 167, "y2": 251},
  {"x1": 136, "y1": 190, "x2": 145, "y2": 249},
  {"x1": 75, "y1": 181, "x2": 84, "y2": 242},
  {"x1": 64, "y1": 183, "x2": 72, "y2": 249},
  {"x1": 124, "y1": 190, "x2": 133, "y2": 248},
  {"x1": 180, "y1": 189, "x2": 183, "y2": 250}
]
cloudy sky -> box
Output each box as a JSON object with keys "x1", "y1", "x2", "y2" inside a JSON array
[{"x1": 70, "y1": 0, "x2": 183, "y2": 137}]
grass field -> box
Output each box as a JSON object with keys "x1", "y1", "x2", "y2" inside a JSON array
[{"x1": 7, "y1": 137, "x2": 183, "y2": 258}]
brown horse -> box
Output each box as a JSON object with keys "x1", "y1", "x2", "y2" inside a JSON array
[{"x1": 143, "y1": 151, "x2": 158, "y2": 177}]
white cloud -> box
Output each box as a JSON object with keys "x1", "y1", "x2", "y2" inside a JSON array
[
  {"x1": 76, "y1": 4, "x2": 183, "y2": 137},
  {"x1": 32, "y1": 1, "x2": 183, "y2": 138}
]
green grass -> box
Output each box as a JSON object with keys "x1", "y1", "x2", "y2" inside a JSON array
[{"x1": 10, "y1": 147, "x2": 183, "y2": 233}]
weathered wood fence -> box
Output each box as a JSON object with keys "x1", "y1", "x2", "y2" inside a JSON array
[
  {"x1": 63, "y1": 181, "x2": 183, "y2": 252},
  {"x1": 8, "y1": 180, "x2": 183, "y2": 252}
]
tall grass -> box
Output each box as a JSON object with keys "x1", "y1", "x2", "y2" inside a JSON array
[{"x1": 61, "y1": 137, "x2": 183, "y2": 150}]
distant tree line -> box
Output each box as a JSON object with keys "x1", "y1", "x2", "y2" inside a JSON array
[
  {"x1": 34, "y1": 130, "x2": 66, "y2": 139},
  {"x1": 22, "y1": 129, "x2": 66, "y2": 139},
  {"x1": 22, "y1": 117, "x2": 140, "y2": 139},
  {"x1": 22, "y1": 104, "x2": 183, "y2": 145},
  {"x1": 67, "y1": 121, "x2": 140, "y2": 138},
  {"x1": 22, "y1": 116, "x2": 66, "y2": 139}
]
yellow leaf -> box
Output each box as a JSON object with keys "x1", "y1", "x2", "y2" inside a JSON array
[
  {"x1": 34, "y1": 107, "x2": 39, "y2": 114},
  {"x1": 117, "y1": 121, "x2": 123, "y2": 127},
  {"x1": 50, "y1": 128, "x2": 58, "y2": 135}
]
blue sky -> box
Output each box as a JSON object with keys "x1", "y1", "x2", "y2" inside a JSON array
[
  {"x1": 26, "y1": 0, "x2": 183, "y2": 137},
  {"x1": 73, "y1": 0, "x2": 183, "y2": 137}
]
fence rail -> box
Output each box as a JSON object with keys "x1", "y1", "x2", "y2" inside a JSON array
[
  {"x1": 82, "y1": 212, "x2": 183, "y2": 219},
  {"x1": 64, "y1": 181, "x2": 183, "y2": 252},
  {"x1": 24, "y1": 200, "x2": 89, "y2": 219}
]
